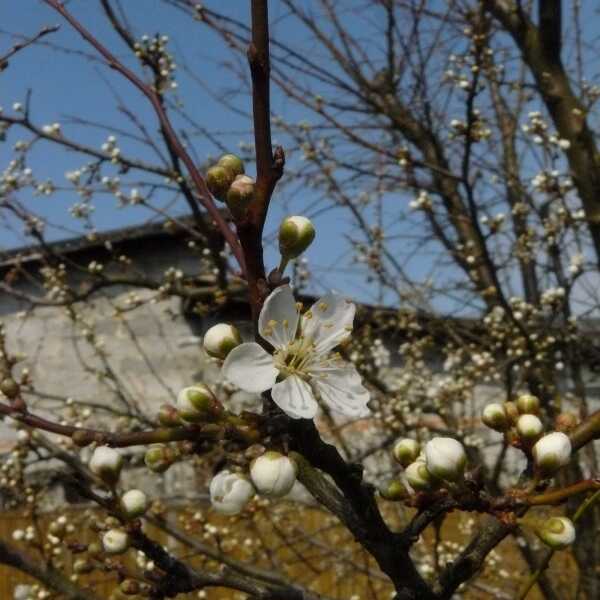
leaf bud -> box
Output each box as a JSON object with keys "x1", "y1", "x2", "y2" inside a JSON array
[{"x1": 157, "y1": 403, "x2": 181, "y2": 427}]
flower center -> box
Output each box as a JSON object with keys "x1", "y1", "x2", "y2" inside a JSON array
[{"x1": 274, "y1": 336, "x2": 316, "y2": 379}]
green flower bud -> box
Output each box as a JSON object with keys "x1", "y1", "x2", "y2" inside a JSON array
[
  {"x1": 203, "y1": 323, "x2": 242, "y2": 359},
  {"x1": 157, "y1": 403, "x2": 181, "y2": 427},
  {"x1": 206, "y1": 165, "x2": 236, "y2": 202},
  {"x1": 278, "y1": 215, "x2": 316, "y2": 260},
  {"x1": 482, "y1": 403, "x2": 510, "y2": 432},
  {"x1": 536, "y1": 516, "x2": 575, "y2": 549},
  {"x1": 516, "y1": 393, "x2": 540, "y2": 415},
  {"x1": 405, "y1": 460, "x2": 437, "y2": 492},
  {"x1": 392, "y1": 438, "x2": 420, "y2": 467},
  {"x1": 226, "y1": 174, "x2": 255, "y2": 219},
  {"x1": 176, "y1": 384, "x2": 222, "y2": 422},
  {"x1": 217, "y1": 153, "x2": 245, "y2": 178},
  {"x1": 144, "y1": 444, "x2": 173, "y2": 473},
  {"x1": 379, "y1": 479, "x2": 408, "y2": 501}
]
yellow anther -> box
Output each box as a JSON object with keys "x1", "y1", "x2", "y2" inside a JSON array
[{"x1": 318, "y1": 302, "x2": 328, "y2": 311}]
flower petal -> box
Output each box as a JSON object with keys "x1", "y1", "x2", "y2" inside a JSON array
[
  {"x1": 310, "y1": 360, "x2": 370, "y2": 417},
  {"x1": 301, "y1": 293, "x2": 355, "y2": 354},
  {"x1": 222, "y1": 342, "x2": 278, "y2": 393},
  {"x1": 258, "y1": 286, "x2": 300, "y2": 350},
  {"x1": 271, "y1": 375, "x2": 318, "y2": 419}
]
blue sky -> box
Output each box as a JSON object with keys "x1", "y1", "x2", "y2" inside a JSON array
[{"x1": 1, "y1": 1, "x2": 383, "y2": 299}]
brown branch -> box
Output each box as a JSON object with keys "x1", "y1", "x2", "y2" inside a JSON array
[{"x1": 0, "y1": 25, "x2": 59, "y2": 70}]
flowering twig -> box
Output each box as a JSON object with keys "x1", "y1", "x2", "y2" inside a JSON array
[{"x1": 42, "y1": 0, "x2": 246, "y2": 274}]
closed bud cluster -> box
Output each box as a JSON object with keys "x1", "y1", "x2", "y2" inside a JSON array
[
  {"x1": 516, "y1": 393, "x2": 540, "y2": 414},
  {"x1": 102, "y1": 529, "x2": 129, "y2": 555},
  {"x1": 209, "y1": 470, "x2": 255, "y2": 515},
  {"x1": 176, "y1": 384, "x2": 222, "y2": 422},
  {"x1": 392, "y1": 438, "x2": 420, "y2": 467},
  {"x1": 278, "y1": 216, "x2": 316, "y2": 261},
  {"x1": 144, "y1": 444, "x2": 174, "y2": 473},
  {"x1": 516, "y1": 414, "x2": 543, "y2": 441},
  {"x1": 250, "y1": 451, "x2": 297, "y2": 497},
  {"x1": 89, "y1": 446, "x2": 123, "y2": 485},
  {"x1": 405, "y1": 460, "x2": 437, "y2": 492},
  {"x1": 206, "y1": 153, "x2": 246, "y2": 206},
  {"x1": 482, "y1": 403, "x2": 509, "y2": 432},
  {"x1": 226, "y1": 174, "x2": 255, "y2": 218},
  {"x1": 203, "y1": 323, "x2": 242, "y2": 359},
  {"x1": 532, "y1": 431, "x2": 572, "y2": 476},
  {"x1": 120, "y1": 489, "x2": 149, "y2": 519},
  {"x1": 536, "y1": 516, "x2": 576, "y2": 549},
  {"x1": 424, "y1": 437, "x2": 467, "y2": 482}
]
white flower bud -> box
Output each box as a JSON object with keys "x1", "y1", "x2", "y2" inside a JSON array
[
  {"x1": 278, "y1": 215, "x2": 316, "y2": 260},
  {"x1": 176, "y1": 384, "x2": 222, "y2": 422},
  {"x1": 209, "y1": 470, "x2": 255, "y2": 515},
  {"x1": 203, "y1": 323, "x2": 242, "y2": 359},
  {"x1": 102, "y1": 529, "x2": 129, "y2": 555},
  {"x1": 482, "y1": 403, "x2": 509, "y2": 432},
  {"x1": 89, "y1": 446, "x2": 123, "y2": 485},
  {"x1": 392, "y1": 438, "x2": 420, "y2": 467},
  {"x1": 250, "y1": 451, "x2": 297, "y2": 497},
  {"x1": 516, "y1": 393, "x2": 540, "y2": 414},
  {"x1": 516, "y1": 414, "x2": 543, "y2": 440},
  {"x1": 532, "y1": 432, "x2": 572, "y2": 476},
  {"x1": 424, "y1": 437, "x2": 467, "y2": 482},
  {"x1": 405, "y1": 460, "x2": 437, "y2": 492},
  {"x1": 121, "y1": 489, "x2": 149, "y2": 519},
  {"x1": 536, "y1": 516, "x2": 575, "y2": 549}
]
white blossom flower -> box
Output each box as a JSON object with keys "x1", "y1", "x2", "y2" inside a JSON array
[
  {"x1": 424, "y1": 437, "x2": 467, "y2": 482},
  {"x1": 537, "y1": 516, "x2": 575, "y2": 549},
  {"x1": 222, "y1": 286, "x2": 370, "y2": 419},
  {"x1": 533, "y1": 431, "x2": 571, "y2": 475},
  {"x1": 209, "y1": 470, "x2": 255, "y2": 515},
  {"x1": 250, "y1": 451, "x2": 297, "y2": 497}
]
